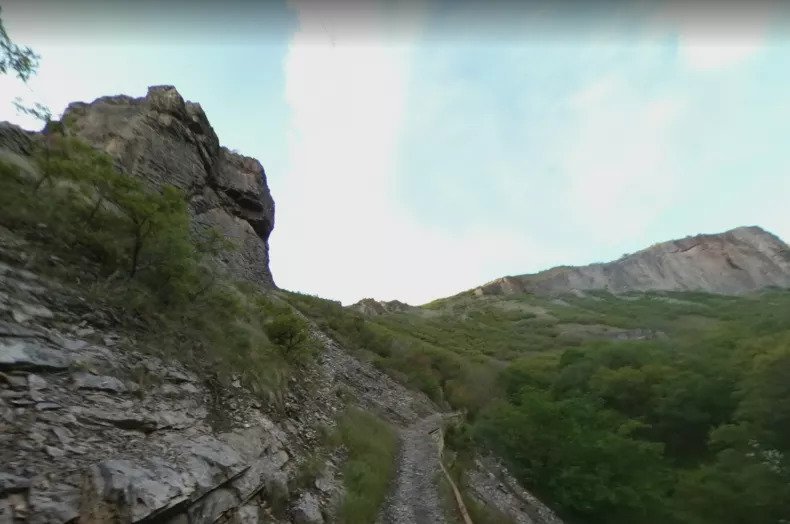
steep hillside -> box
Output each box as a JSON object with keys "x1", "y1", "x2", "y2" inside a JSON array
[
  {"x1": 473, "y1": 226, "x2": 790, "y2": 297},
  {"x1": 346, "y1": 286, "x2": 790, "y2": 523},
  {"x1": 0, "y1": 86, "x2": 560, "y2": 524}
]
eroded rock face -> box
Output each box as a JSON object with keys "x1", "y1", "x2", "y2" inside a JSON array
[
  {"x1": 347, "y1": 298, "x2": 414, "y2": 316},
  {"x1": 474, "y1": 226, "x2": 790, "y2": 297},
  {"x1": 0, "y1": 230, "x2": 339, "y2": 524},
  {"x1": 60, "y1": 85, "x2": 276, "y2": 288}
]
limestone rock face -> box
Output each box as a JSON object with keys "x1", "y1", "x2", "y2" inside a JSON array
[
  {"x1": 474, "y1": 226, "x2": 790, "y2": 297},
  {"x1": 60, "y1": 85, "x2": 276, "y2": 288}
]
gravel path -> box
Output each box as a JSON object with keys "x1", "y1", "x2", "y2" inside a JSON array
[
  {"x1": 289, "y1": 307, "x2": 450, "y2": 523},
  {"x1": 378, "y1": 413, "x2": 448, "y2": 524}
]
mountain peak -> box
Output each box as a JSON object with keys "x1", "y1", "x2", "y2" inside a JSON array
[{"x1": 473, "y1": 226, "x2": 790, "y2": 297}]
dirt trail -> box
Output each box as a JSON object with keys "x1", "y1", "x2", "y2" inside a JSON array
[
  {"x1": 288, "y1": 302, "x2": 563, "y2": 524},
  {"x1": 378, "y1": 414, "x2": 447, "y2": 524},
  {"x1": 316, "y1": 331, "x2": 450, "y2": 523},
  {"x1": 286, "y1": 305, "x2": 452, "y2": 523}
]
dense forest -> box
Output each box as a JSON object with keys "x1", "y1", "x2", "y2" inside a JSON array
[{"x1": 286, "y1": 289, "x2": 790, "y2": 523}]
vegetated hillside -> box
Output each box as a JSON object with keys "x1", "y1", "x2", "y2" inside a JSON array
[
  {"x1": 1, "y1": 91, "x2": 556, "y2": 523},
  {"x1": 473, "y1": 226, "x2": 790, "y2": 297},
  {"x1": 0, "y1": 101, "x2": 435, "y2": 523},
  {"x1": 292, "y1": 282, "x2": 790, "y2": 523}
]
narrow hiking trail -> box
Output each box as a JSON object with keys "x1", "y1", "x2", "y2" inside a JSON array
[
  {"x1": 378, "y1": 413, "x2": 447, "y2": 524},
  {"x1": 289, "y1": 303, "x2": 564, "y2": 524},
  {"x1": 288, "y1": 306, "x2": 453, "y2": 523}
]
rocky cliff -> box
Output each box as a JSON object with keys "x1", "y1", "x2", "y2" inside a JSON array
[
  {"x1": 474, "y1": 226, "x2": 790, "y2": 297},
  {"x1": 59, "y1": 85, "x2": 276, "y2": 288}
]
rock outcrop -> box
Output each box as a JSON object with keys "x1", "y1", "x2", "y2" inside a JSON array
[
  {"x1": 474, "y1": 226, "x2": 790, "y2": 297},
  {"x1": 59, "y1": 85, "x2": 276, "y2": 288},
  {"x1": 348, "y1": 298, "x2": 414, "y2": 316},
  {"x1": 464, "y1": 456, "x2": 563, "y2": 524}
]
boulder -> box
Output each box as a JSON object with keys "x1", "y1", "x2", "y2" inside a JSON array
[{"x1": 292, "y1": 492, "x2": 323, "y2": 524}]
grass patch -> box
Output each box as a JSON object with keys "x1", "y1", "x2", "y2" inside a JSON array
[{"x1": 335, "y1": 408, "x2": 398, "y2": 523}]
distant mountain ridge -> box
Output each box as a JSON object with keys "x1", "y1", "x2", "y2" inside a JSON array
[
  {"x1": 473, "y1": 226, "x2": 790, "y2": 297},
  {"x1": 349, "y1": 298, "x2": 414, "y2": 316}
]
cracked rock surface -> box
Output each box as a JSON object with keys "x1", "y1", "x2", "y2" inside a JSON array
[
  {"x1": 58, "y1": 85, "x2": 276, "y2": 288},
  {"x1": 0, "y1": 231, "x2": 341, "y2": 523}
]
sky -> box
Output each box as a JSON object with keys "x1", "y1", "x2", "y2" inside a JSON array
[{"x1": 2, "y1": 0, "x2": 790, "y2": 305}]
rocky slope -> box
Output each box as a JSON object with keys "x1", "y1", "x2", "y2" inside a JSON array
[
  {"x1": 0, "y1": 227, "x2": 560, "y2": 524},
  {"x1": 0, "y1": 227, "x2": 336, "y2": 523},
  {"x1": 59, "y1": 85, "x2": 276, "y2": 288},
  {"x1": 474, "y1": 226, "x2": 790, "y2": 297},
  {"x1": 348, "y1": 299, "x2": 414, "y2": 317},
  {"x1": 0, "y1": 225, "x2": 418, "y2": 524}
]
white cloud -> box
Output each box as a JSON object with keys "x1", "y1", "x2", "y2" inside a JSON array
[
  {"x1": 657, "y1": 0, "x2": 777, "y2": 72},
  {"x1": 680, "y1": 37, "x2": 764, "y2": 72},
  {"x1": 562, "y1": 75, "x2": 685, "y2": 244},
  {"x1": 270, "y1": 0, "x2": 563, "y2": 305}
]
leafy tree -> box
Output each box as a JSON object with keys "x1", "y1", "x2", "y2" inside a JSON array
[
  {"x1": 674, "y1": 445, "x2": 790, "y2": 524},
  {"x1": 476, "y1": 389, "x2": 671, "y2": 523},
  {"x1": 734, "y1": 343, "x2": 790, "y2": 450}
]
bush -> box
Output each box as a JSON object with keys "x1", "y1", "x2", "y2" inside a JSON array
[{"x1": 264, "y1": 312, "x2": 316, "y2": 365}]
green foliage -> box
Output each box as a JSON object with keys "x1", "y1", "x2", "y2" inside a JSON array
[
  {"x1": 674, "y1": 445, "x2": 790, "y2": 524},
  {"x1": 1, "y1": 135, "x2": 318, "y2": 403},
  {"x1": 476, "y1": 389, "x2": 670, "y2": 522},
  {"x1": 335, "y1": 408, "x2": 398, "y2": 524},
  {"x1": 283, "y1": 291, "x2": 501, "y2": 413},
  {"x1": 12, "y1": 99, "x2": 51, "y2": 123},
  {"x1": 0, "y1": 8, "x2": 39, "y2": 82},
  {"x1": 734, "y1": 339, "x2": 790, "y2": 449},
  {"x1": 283, "y1": 286, "x2": 790, "y2": 522},
  {"x1": 263, "y1": 310, "x2": 317, "y2": 366}
]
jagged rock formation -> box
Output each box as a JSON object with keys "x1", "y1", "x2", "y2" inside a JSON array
[
  {"x1": 474, "y1": 226, "x2": 790, "y2": 297},
  {"x1": 59, "y1": 85, "x2": 276, "y2": 288},
  {"x1": 348, "y1": 298, "x2": 414, "y2": 316}
]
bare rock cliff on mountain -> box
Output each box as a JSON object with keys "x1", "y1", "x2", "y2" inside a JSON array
[
  {"x1": 60, "y1": 85, "x2": 276, "y2": 287},
  {"x1": 475, "y1": 226, "x2": 790, "y2": 297},
  {"x1": 348, "y1": 298, "x2": 414, "y2": 316}
]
